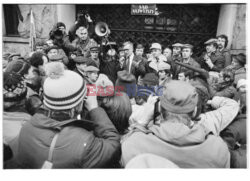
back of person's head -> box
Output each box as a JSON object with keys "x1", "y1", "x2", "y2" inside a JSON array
[
  {"x1": 56, "y1": 22, "x2": 66, "y2": 29},
  {"x1": 101, "y1": 91, "x2": 132, "y2": 134},
  {"x1": 5, "y1": 58, "x2": 30, "y2": 77},
  {"x1": 160, "y1": 80, "x2": 200, "y2": 124},
  {"x1": 43, "y1": 62, "x2": 87, "y2": 119},
  {"x1": 29, "y1": 52, "x2": 46, "y2": 69},
  {"x1": 135, "y1": 86, "x2": 157, "y2": 105},
  {"x1": 25, "y1": 95, "x2": 42, "y2": 115},
  {"x1": 3, "y1": 72, "x2": 27, "y2": 110},
  {"x1": 115, "y1": 70, "x2": 137, "y2": 99}
]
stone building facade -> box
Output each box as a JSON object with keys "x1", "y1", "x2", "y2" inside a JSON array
[{"x1": 2, "y1": 4, "x2": 246, "y2": 58}]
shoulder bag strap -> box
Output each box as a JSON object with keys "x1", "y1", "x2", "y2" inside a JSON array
[{"x1": 47, "y1": 132, "x2": 59, "y2": 162}]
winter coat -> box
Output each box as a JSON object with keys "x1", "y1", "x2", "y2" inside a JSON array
[
  {"x1": 121, "y1": 97, "x2": 239, "y2": 168},
  {"x1": 72, "y1": 37, "x2": 98, "y2": 58},
  {"x1": 220, "y1": 48, "x2": 231, "y2": 68},
  {"x1": 15, "y1": 107, "x2": 121, "y2": 168},
  {"x1": 172, "y1": 57, "x2": 201, "y2": 79},
  {"x1": 100, "y1": 56, "x2": 122, "y2": 84},
  {"x1": 3, "y1": 111, "x2": 31, "y2": 158},
  {"x1": 234, "y1": 67, "x2": 246, "y2": 85},
  {"x1": 198, "y1": 51, "x2": 225, "y2": 72},
  {"x1": 220, "y1": 114, "x2": 246, "y2": 168}
]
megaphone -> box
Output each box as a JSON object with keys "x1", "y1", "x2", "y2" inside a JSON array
[{"x1": 95, "y1": 22, "x2": 110, "y2": 37}]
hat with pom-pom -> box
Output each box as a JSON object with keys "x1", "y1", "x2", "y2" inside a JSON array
[{"x1": 43, "y1": 62, "x2": 87, "y2": 110}]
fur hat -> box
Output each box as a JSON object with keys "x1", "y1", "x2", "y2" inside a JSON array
[
  {"x1": 160, "y1": 80, "x2": 198, "y2": 114},
  {"x1": 43, "y1": 62, "x2": 87, "y2": 110},
  {"x1": 3, "y1": 72, "x2": 27, "y2": 102},
  {"x1": 95, "y1": 74, "x2": 114, "y2": 97}
]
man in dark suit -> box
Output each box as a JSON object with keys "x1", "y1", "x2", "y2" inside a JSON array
[{"x1": 122, "y1": 42, "x2": 146, "y2": 79}]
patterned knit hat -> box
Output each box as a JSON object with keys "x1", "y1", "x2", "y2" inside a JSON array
[
  {"x1": 3, "y1": 72, "x2": 27, "y2": 102},
  {"x1": 43, "y1": 62, "x2": 87, "y2": 110},
  {"x1": 5, "y1": 59, "x2": 30, "y2": 76}
]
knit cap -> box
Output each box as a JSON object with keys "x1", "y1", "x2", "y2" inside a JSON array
[
  {"x1": 43, "y1": 62, "x2": 87, "y2": 110},
  {"x1": 3, "y1": 72, "x2": 27, "y2": 102},
  {"x1": 160, "y1": 80, "x2": 198, "y2": 114}
]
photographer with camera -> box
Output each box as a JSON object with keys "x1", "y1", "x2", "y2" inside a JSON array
[
  {"x1": 49, "y1": 22, "x2": 75, "y2": 58},
  {"x1": 71, "y1": 12, "x2": 98, "y2": 58},
  {"x1": 69, "y1": 11, "x2": 95, "y2": 42},
  {"x1": 121, "y1": 80, "x2": 239, "y2": 168}
]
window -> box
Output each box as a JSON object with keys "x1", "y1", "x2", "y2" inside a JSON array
[{"x1": 3, "y1": 4, "x2": 21, "y2": 36}]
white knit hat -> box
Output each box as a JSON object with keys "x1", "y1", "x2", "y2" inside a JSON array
[{"x1": 43, "y1": 62, "x2": 87, "y2": 110}]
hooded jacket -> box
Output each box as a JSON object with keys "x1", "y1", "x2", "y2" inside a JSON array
[
  {"x1": 121, "y1": 97, "x2": 239, "y2": 168},
  {"x1": 15, "y1": 107, "x2": 121, "y2": 168}
]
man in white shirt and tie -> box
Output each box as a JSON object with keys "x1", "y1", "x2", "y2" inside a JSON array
[{"x1": 123, "y1": 41, "x2": 135, "y2": 74}]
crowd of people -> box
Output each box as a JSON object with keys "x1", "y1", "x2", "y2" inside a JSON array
[{"x1": 3, "y1": 13, "x2": 247, "y2": 168}]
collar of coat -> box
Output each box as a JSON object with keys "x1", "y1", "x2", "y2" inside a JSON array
[
  {"x1": 149, "y1": 121, "x2": 212, "y2": 146},
  {"x1": 126, "y1": 119, "x2": 212, "y2": 146},
  {"x1": 29, "y1": 111, "x2": 94, "y2": 131}
]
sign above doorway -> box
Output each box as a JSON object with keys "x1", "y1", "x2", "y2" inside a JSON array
[{"x1": 131, "y1": 4, "x2": 159, "y2": 15}]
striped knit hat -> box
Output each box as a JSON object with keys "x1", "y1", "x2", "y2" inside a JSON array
[{"x1": 43, "y1": 62, "x2": 87, "y2": 110}]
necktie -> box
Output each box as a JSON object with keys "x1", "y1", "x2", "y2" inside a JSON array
[{"x1": 126, "y1": 57, "x2": 130, "y2": 73}]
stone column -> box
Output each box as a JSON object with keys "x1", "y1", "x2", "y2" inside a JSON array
[
  {"x1": 57, "y1": 5, "x2": 76, "y2": 32},
  {"x1": 216, "y1": 4, "x2": 238, "y2": 49}
]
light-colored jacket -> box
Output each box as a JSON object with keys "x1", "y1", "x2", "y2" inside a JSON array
[{"x1": 121, "y1": 97, "x2": 239, "y2": 168}]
